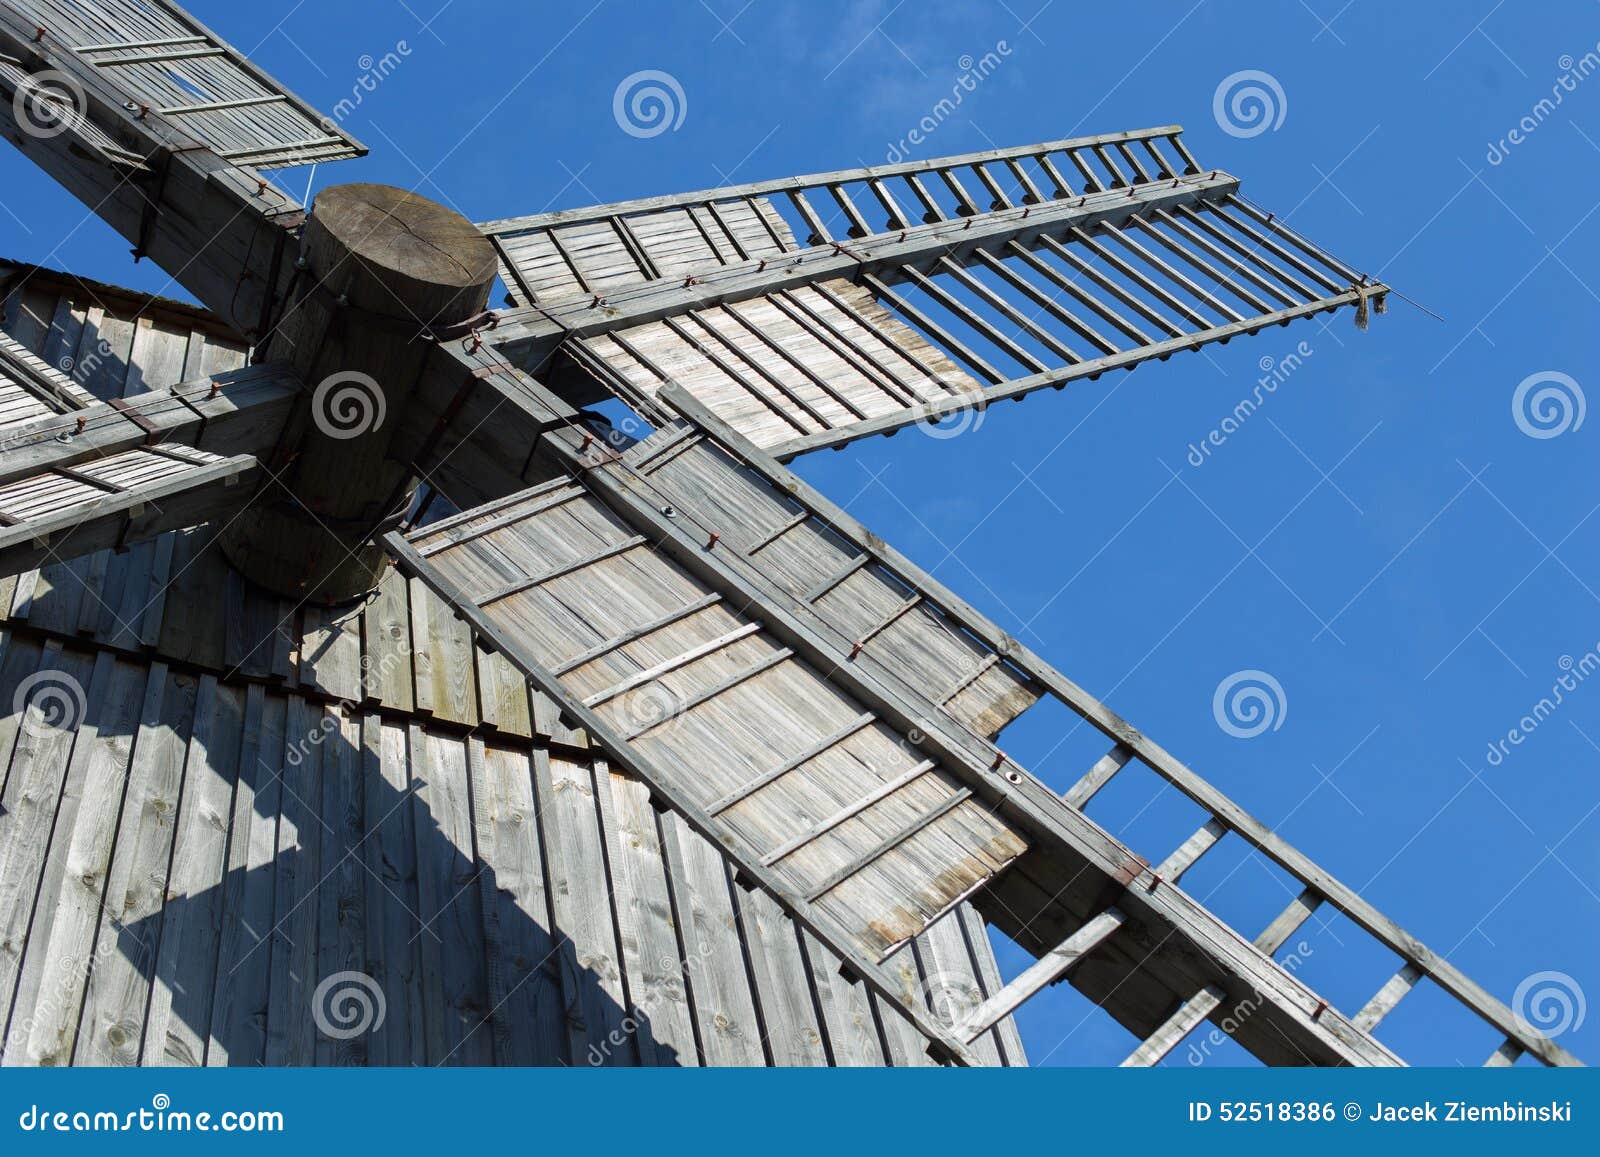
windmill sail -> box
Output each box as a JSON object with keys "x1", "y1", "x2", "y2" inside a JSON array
[
  {"x1": 481, "y1": 129, "x2": 1385, "y2": 458},
  {"x1": 0, "y1": 0, "x2": 365, "y2": 333},
  {"x1": 393, "y1": 343, "x2": 1582, "y2": 1067}
]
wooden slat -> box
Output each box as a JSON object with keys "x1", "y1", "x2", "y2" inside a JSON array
[
  {"x1": 707, "y1": 712, "x2": 876, "y2": 815},
  {"x1": 1121, "y1": 984, "x2": 1226, "y2": 1067},
  {"x1": 958, "y1": 908, "x2": 1126, "y2": 1042},
  {"x1": 1155, "y1": 818, "x2": 1227, "y2": 883},
  {"x1": 1352, "y1": 963, "x2": 1423, "y2": 1033},
  {"x1": 1064, "y1": 743, "x2": 1134, "y2": 809}
]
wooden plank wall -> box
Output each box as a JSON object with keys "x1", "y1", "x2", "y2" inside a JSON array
[
  {"x1": 0, "y1": 259, "x2": 251, "y2": 404},
  {"x1": 0, "y1": 627, "x2": 1025, "y2": 1067}
]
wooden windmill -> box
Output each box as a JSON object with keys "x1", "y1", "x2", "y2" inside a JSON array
[{"x1": 0, "y1": 0, "x2": 1580, "y2": 1068}]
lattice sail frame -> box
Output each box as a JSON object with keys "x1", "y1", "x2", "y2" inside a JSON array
[
  {"x1": 480, "y1": 127, "x2": 1387, "y2": 460},
  {"x1": 384, "y1": 127, "x2": 1582, "y2": 1069}
]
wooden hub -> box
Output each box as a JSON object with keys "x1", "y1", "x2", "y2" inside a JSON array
[{"x1": 219, "y1": 183, "x2": 498, "y2": 604}]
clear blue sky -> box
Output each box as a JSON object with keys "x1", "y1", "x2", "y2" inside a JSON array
[{"x1": 4, "y1": 0, "x2": 1595, "y2": 1068}]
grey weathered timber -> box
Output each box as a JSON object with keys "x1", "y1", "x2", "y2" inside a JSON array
[
  {"x1": 481, "y1": 126, "x2": 1192, "y2": 237},
  {"x1": 0, "y1": 364, "x2": 300, "y2": 488},
  {"x1": 0, "y1": 448, "x2": 259, "y2": 575},
  {"x1": 489, "y1": 171, "x2": 1242, "y2": 354},
  {"x1": 0, "y1": 6, "x2": 321, "y2": 336},
  {"x1": 387, "y1": 355, "x2": 1411, "y2": 1066},
  {"x1": 1121, "y1": 985, "x2": 1227, "y2": 1067},
  {"x1": 384, "y1": 530, "x2": 987, "y2": 1067},
  {"x1": 0, "y1": 224, "x2": 1029, "y2": 1073},
  {"x1": 0, "y1": 625, "x2": 1023, "y2": 1068},
  {"x1": 218, "y1": 183, "x2": 499, "y2": 602},
  {"x1": 957, "y1": 909, "x2": 1127, "y2": 1043},
  {"x1": 623, "y1": 383, "x2": 1581, "y2": 1067},
  {"x1": 0, "y1": 0, "x2": 1576, "y2": 1070},
  {"x1": 505, "y1": 160, "x2": 1384, "y2": 456}
]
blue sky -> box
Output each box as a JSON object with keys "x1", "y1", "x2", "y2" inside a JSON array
[{"x1": 4, "y1": 0, "x2": 1596, "y2": 1068}]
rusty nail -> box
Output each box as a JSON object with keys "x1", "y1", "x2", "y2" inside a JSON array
[
  {"x1": 848, "y1": 641, "x2": 864, "y2": 659},
  {"x1": 256, "y1": 179, "x2": 268, "y2": 196},
  {"x1": 33, "y1": 25, "x2": 46, "y2": 41},
  {"x1": 706, "y1": 531, "x2": 720, "y2": 550},
  {"x1": 207, "y1": 380, "x2": 222, "y2": 398},
  {"x1": 1312, "y1": 999, "x2": 1328, "y2": 1020},
  {"x1": 579, "y1": 433, "x2": 593, "y2": 451},
  {"x1": 990, "y1": 751, "x2": 1005, "y2": 771},
  {"x1": 74, "y1": 416, "x2": 87, "y2": 434}
]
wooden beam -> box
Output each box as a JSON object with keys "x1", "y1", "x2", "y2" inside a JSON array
[
  {"x1": 1121, "y1": 985, "x2": 1226, "y2": 1066},
  {"x1": 958, "y1": 908, "x2": 1127, "y2": 1042}
]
